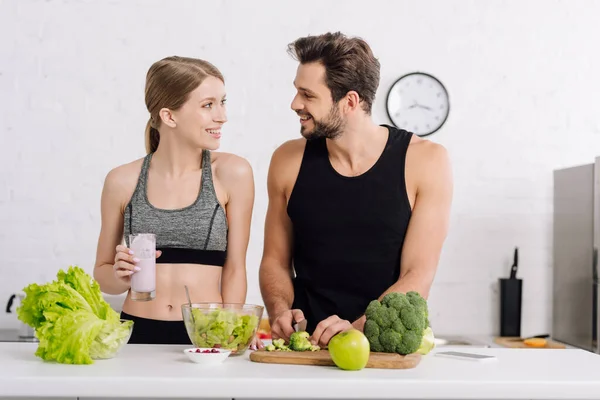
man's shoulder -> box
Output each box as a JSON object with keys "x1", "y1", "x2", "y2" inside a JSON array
[
  {"x1": 268, "y1": 138, "x2": 307, "y2": 195},
  {"x1": 406, "y1": 136, "x2": 452, "y2": 189},
  {"x1": 408, "y1": 136, "x2": 449, "y2": 166},
  {"x1": 272, "y1": 138, "x2": 307, "y2": 160},
  {"x1": 270, "y1": 138, "x2": 307, "y2": 171}
]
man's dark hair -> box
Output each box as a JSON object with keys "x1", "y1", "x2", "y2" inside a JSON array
[{"x1": 287, "y1": 32, "x2": 380, "y2": 115}]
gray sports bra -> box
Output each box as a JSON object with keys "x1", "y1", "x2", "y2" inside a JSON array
[{"x1": 123, "y1": 150, "x2": 228, "y2": 266}]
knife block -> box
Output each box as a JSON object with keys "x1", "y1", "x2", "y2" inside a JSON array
[{"x1": 499, "y1": 278, "x2": 522, "y2": 337}]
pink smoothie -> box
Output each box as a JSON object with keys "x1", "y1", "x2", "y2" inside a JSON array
[
  {"x1": 129, "y1": 234, "x2": 156, "y2": 300},
  {"x1": 131, "y1": 258, "x2": 156, "y2": 293}
]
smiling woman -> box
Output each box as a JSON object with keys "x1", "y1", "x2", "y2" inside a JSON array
[
  {"x1": 92, "y1": 56, "x2": 256, "y2": 346},
  {"x1": 144, "y1": 57, "x2": 228, "y2": 153}
]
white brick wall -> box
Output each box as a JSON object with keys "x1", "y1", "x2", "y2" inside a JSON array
[{"x1": 1, "y1": 0, "x2": 600, "y2": 337}]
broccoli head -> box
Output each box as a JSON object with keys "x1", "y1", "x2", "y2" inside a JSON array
[
  {"x1": 289, "y1": 331, "x2": 312, "y2": 351},
  {"x1": 363, "y1": 291, "x2": 433, "y2": 355}
]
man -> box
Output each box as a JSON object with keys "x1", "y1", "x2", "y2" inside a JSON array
[{"x1": 259, "y1": 32, "x2": 453, "y2": 348}]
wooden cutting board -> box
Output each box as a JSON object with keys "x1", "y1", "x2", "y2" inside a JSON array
[
  {"x1": 249, "y1": 349, "x2": 421, "y2": 369},
  {"x1": 494, "y1": 336, "x2": 566, "y2": 349}
]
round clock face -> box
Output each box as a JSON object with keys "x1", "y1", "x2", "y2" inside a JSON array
[{"x1": 386, "y1": 72, "x2": 449, "y2": 137}]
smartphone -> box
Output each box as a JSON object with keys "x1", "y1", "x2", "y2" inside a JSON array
[{"x1": 435, "y1": 351, "x2": 497, "y2": 362}]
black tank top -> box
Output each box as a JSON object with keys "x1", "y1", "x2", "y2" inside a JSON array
[{"x1": 287, "y1": 125, "x2": 413, "y2": 332}]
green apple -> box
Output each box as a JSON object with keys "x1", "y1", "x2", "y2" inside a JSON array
[{"x1": 328, "y1": 329, "x2": 370, "y2": 371}]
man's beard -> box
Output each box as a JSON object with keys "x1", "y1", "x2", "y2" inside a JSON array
[{"x1": 300, "y1": 105, "x2": 345, "y2": 140}]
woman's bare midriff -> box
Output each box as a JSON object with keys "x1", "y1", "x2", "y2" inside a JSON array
[{"x1": 121, "y1": 263, "x2": 223, "y2": 320}]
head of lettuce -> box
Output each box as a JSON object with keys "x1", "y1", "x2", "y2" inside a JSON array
[{"x1": 17, "y1": 266, "x2": 133, "y2": 365}]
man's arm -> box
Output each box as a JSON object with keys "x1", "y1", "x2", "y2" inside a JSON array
[
  {"x1": 352, "y1": 142, "x2": 453, "y2": 330},
  {"x1": 259, "y1": 143, "x2": 297, "y2": 324}
]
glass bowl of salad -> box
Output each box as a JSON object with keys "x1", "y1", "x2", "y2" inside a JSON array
[{"x1": 181, "y1": 303, "x2": 264, "y2": 356}]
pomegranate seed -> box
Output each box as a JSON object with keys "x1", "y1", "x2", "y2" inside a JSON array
[{"x1": 191, "y1": 348, "x2": 221, "y2": 354}]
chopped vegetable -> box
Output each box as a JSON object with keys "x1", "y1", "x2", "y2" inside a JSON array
[{"x1": 265, "y1": 331, "x2": 320, "y2": 352}]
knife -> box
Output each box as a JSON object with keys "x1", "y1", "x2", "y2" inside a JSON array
[
  {"x1": 507, "y1": 334, "x2": 549, "y2": 341},
  {"x1": 509, "y1": 247, "x2": 519, "y2": 279},
  {"x1": 293, "y1": 319, "x2": 307, "y2": 332}
]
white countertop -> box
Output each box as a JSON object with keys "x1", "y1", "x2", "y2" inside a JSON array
[{"x1": 1, "y1": 343, "x2": 600, "y2": 399}]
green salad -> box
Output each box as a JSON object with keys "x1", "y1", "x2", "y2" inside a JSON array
[{"x1": 185, "y1": 307, "x2": 258, "y2": 352}]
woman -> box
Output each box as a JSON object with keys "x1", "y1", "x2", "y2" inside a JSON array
[{"x1": 93, "y1": 56, "x2": 257, "y2": 346}]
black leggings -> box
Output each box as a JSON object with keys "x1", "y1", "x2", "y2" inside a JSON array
[{"x1": 120, "y1": 311, "x2": 192, "y2": 345}]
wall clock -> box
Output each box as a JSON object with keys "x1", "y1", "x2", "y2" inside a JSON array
[{"x1": 385, "y1": 72, "x2": 449, "y2": 137}]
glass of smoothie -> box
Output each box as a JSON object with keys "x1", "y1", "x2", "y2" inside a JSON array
[{"x1": 129, "y1": 233, "x2": 156, "y2": 301}]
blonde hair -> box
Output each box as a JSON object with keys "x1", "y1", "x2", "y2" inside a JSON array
[{"x1": 144, "y1": 56, "x2": 224, "y2": 153}]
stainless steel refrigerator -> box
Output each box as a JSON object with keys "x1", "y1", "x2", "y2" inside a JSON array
[{"x1": 552, "y1": 156, "x2": 600, "y2": 352}]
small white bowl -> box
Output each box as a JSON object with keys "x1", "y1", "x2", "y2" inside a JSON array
[{"x1": 183, "y1": 348, "x2": 231, "y2": 365}]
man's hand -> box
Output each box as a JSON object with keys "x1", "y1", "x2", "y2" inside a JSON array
[
  {"x1": 270, "y1": 309, "x2": 305, "y2": 342},
  {"x1": 310, "y1": 315, "x2": 353, "y2": 347}
]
